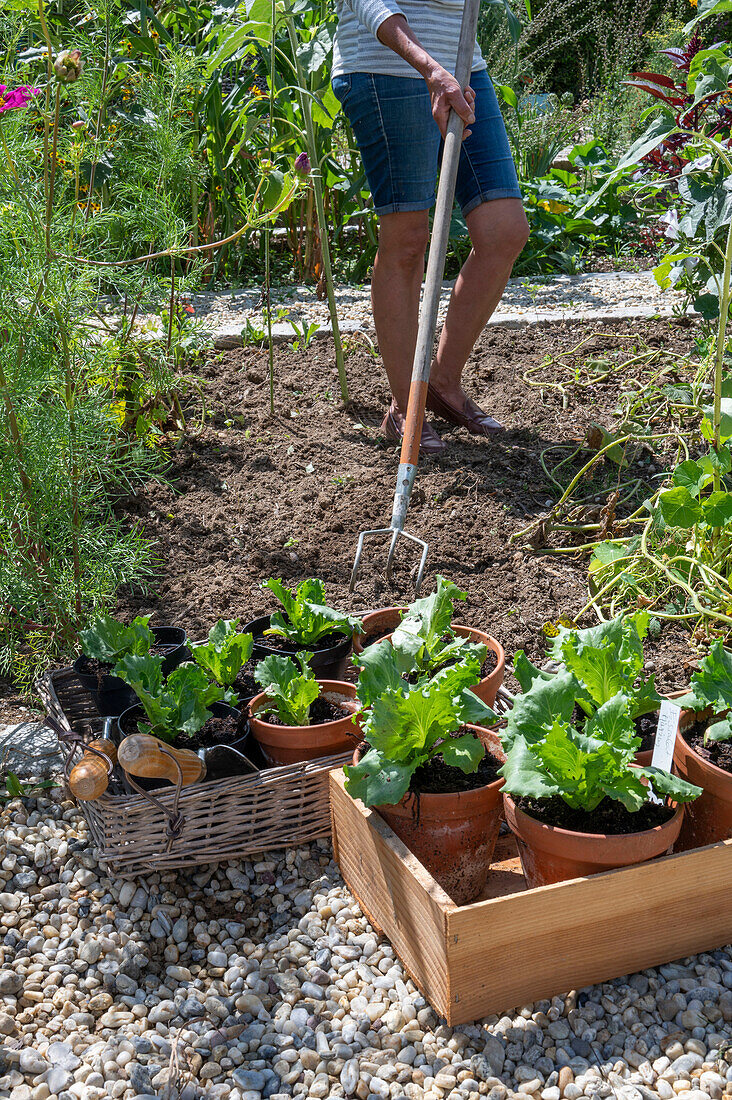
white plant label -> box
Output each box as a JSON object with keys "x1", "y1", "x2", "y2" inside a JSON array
[{"x1": 648, "y1": 700, "x2": 681, "y2": 804}]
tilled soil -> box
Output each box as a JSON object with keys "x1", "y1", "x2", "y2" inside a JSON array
[{"x1": 115, "y1": 316, "x2": 703, "y2": 692}]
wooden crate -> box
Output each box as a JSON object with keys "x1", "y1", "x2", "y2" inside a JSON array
[{"x1": 330, "y1": 769, "x2": 732, "y2": 1025}]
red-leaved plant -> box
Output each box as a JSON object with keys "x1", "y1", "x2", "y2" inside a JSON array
[{"x1": 623, "y1": 31, "x2": 732, "y2": 177}]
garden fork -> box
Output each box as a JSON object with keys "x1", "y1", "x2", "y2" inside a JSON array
[{"x1": 349, "y1": 0, "x2": 482, "y2": 596}]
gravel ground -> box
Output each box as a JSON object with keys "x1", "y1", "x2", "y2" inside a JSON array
[
  {"x1": 100, "y1": 271, "x2": 691, "y2": 348},
  {"x1": 1, "y1": 788, "x2": 731, "y2": 1100}
]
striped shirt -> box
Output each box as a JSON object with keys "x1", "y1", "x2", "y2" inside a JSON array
[{"x1": 332, "y1": 0, "x2": 486, "y2": 79}]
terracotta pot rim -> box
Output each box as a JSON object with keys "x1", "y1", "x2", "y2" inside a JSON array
[
  {"x1": 503, "y1": 792, "x2": 683, "y2": 847},
  {"x1": 352, "y1": 724, "x2": 505, "y2": 809},
  {"x1": 676, "y1": 717, "x2": 732, "y2": 786},
  {"x1": 249, "y1": 679, "x2": 359, "y2": 735}
]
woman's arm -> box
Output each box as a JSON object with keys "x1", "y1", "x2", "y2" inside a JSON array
[
  {"x1": 376, "y1": 13, "x2": 475, "y2": 137},
  {"x1": 341, "y1": 0, "x2": 475, "y2": 138}
]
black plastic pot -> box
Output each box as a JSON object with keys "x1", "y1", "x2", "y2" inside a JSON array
[
  {"x1": 115, "y1": 701, "x2": 252, "y2": 792},
  {"x1": 73, "y1": 626, "x2": 187, "y2": 717},
  {"x1": 244, "y1": 614, "x2": 353, "y2": 681}
]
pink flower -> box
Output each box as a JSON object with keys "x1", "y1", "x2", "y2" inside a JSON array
[
  {"x1": 0, "y1": 85, "x2": 40, "y2": 113},
  {"x1": 294, "y1": 152, "x2": 311, "y2": 176}
]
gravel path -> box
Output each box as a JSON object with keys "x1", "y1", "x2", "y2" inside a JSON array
[
  {"x1": 1, "y1": 788, "x2": 730, "y2": 1100},
  {"x1": 180, "y1": 271, "x2": 691, "y2": 349}
]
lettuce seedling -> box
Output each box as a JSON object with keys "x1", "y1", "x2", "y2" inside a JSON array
[
  {"x1": 390, "y1": 574, "x2": 486, "y2": 674},
  {"x1": 344, "y1": 652, "x2": 498, "y2": 807},
  {"x1": 500, "y1": 691, "x2": 701, "y2": 812},
  {"x1": 678, "y1": 640, "x2": 732, "y2": 744},
  {"x1": 114, "y1": 655, "x2": 225, "y2": 742},
  {"x1": 254, "y1": 651, "x2": 320, "y2": 726},
  {"x1": 262, "y1": 577, "x2": 363, "y2": 647},
  {"x1": 514, "y1": 611, "x2": 661, "y2": 720},
  {"x1": 80, "y1": 614, "x2": 153, "y2": 664},
  {"x1": 191, "y1": 619, "x2": 253, "y2": 691}
]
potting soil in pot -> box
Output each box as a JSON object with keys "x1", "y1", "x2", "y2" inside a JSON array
[
  {"x1": 403, "y1": 644, "x2": 497, "y2": 685},
  {"x1": 76, "y1": 642, "x2": 178, "y2": 684},
  {"x1": 410, "y1": 748, "x2": 502, "y2": 794},
  {"x1": 683, "y1": 718, "x2": 732, "y2": 774},
  {"x1": 230, "y1": 657, "x2": 259, "y2": 703},
  {"x1": 515, "y1": 795, "x2": 675, "y2": 834},
  {"x1": 260, "y1": 698, "x2": 352, "y2": 726},
  {"x1": 252, "y1": 630, "x2": 349, "y2": 655},
  {"x1": 172, "y1": 714, "x2": 244, "y2": 751}
]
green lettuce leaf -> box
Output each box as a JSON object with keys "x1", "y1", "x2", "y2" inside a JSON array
[
  {"x1": 263, "y1": 577, "x2": 363, "y2": 646},
  {"x1": 254, "y1": 650, "x2": 320, "y2": 726},
  {"x1": 191, "y1": 620, "x2": 253, "y2": 688},
  {"x1": 81, "y1": 614, "x2": 153, "y2": 663},
  {"x1": 115, "y1": 660, "x2": 225, "y2": 742},
  {"x1": 678, "y1": 640, "x2": 732, "y2": 711},
  {"x1": 343, "y1": 747, "x2": 414, "y2": 807}
]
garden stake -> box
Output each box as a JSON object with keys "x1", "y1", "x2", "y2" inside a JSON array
[{"x1": 350, "y1": 0, "x2": 481, "y2": 595}]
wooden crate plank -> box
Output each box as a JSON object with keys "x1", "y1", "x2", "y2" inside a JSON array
[
  {"x1": 330, "y1": 770, "x2": 453, "y2": 1015},
  {"x1": 445, "y1": 839, "x2": 732, "y2": 1024}
]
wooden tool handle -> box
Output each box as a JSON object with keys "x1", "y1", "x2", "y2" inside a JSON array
[
  {"x1": 118, "y1": 734, "x2": 205, "y2": 787},
  {"x1": 68, "y1": 738, "x2": 117, "y2": 802}
]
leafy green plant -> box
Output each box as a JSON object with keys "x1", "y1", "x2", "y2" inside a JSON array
[
  {"x1": 262, "y1": 577, "x2": 362, "y2": 646},
  {"x1": 678, "y1": 639, "x2": 732, "y2": 743},
  {"x1": 79, "y1": 614, "x2": 153, "y2": 664},
  {"x1": 344, "y1": 649, "x2": 497, "y2": 807},
  {"x1": 515, "y1": 611, "x2": 663, "y2": 720},
  {"x1": 254, "y1": 650, "x2": 320, "y2": 726},
  {"x1": 387, "y1": 575, "x2": 486, "y2": 675},
  {"x1": 500, "y1": 688, "x2": 701, "y2": 812},
  {"x1": 500, "y1": 663, "x2": 700, "y2": 811},
  {"x1": 114, "y1": 654, "x2": 225, "y2": 743},
  {"x1": 191, "y1": 620, "x2": 253, "y2": 689}
]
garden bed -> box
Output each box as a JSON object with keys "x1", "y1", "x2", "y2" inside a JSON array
[
  {"x1": 330, "y1": 769, "x2": 732, "y2": 1026},
  {"x1": 115, "y1": 316, "x2": 701, "y2": 691}
]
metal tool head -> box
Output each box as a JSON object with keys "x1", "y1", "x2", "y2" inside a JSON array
[{"x1": 349, "y1": 524, "x2": 429, "y2": 596}]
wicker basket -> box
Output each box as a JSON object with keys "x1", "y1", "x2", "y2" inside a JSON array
[{"x1": 38, "y1": 668, "x2": 353, "y2": 877}]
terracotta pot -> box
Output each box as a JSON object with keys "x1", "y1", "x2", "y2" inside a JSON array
[
  {"x1": 378, "y1": 624, "x2": 505, "y2": 707},
  {"x1": 503, "y1": 793, "x2": 684, "y2": 889},
  {"x1": 244, "y1": 614, "x2": 353, "y2": 681},
  {"x1": 352, "y1": 726, "x2": 505, "y2": 906},
  {"x1": 352, "y1": 607, "x2": 407, "y2": 654},
  {"x1": 249, "y1": 680, "x2": 361, "y2": 766},
  {"x1": 673, "y1": 717, "x2": 732, "y2": 851}
]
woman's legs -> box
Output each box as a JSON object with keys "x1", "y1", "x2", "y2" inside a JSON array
[
  {"x1": 370, "y1": 210, "x2": 430, "y2": 414},
  {"x1": 429, "y1": 198, "x2": 529, "y2": 409}
]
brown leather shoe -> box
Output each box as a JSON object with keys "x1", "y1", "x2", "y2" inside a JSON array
[
  {"x1": 426, "y1": 384, "x2": 504, "y2": 436},
  {"x1": 380, "y1": 407, "x2": 447, "y2": 456}
]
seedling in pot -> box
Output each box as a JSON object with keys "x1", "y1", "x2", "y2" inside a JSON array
[
  {"x1": 388, "y1": 575, "x2": 486, "y2": 675},
  {"x1": 114, "y1": 654, "x2": 226, "y2": 743},
  {"x1": 677, "y1": 641, "x2": 732, "y2": 745},
  {"x1": 254, "y1": 651, "x2": 320, "y2": 726},
  {"x1": 345, "y1": 646, "x2": 498, "y2": 807},
  {"x1": 80, "y1": 614, "x2": 154, "y2": 665},
  {"x1": 190, "y1": 619, "x2": 254, "y2": 701},
  {"x1": 262, "y1": 577, "x2": 362, "y2": 647}
]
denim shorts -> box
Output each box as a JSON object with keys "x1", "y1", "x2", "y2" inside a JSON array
[{"x1": 331, "y1": 69, "x2": 521, "y2": 217}]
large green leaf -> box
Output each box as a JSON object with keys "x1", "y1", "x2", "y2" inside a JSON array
[
  {"x1": 678, "y1": 640, "x2": 732, "y2": 711},
  {"x1": 343, "y1": 747, "x2": 414, "y2": 807},
  {"x1": 499, "y1": 734, "x2": 563, "y2": 800},
  {"x1": 703, "y1": 491, "x2": 732, "y2": 527},
  {"x1": 255, "y1": 651, "x2": 319, "y2": 725},
  {"x1": 705, "y1": 716, "x2": 732, "y2": 743},
  {"x1": 672, "y1": 459, "x2": 710, "y2": 498},
  {"x1": 81, "y1": 614, "x2": 153, "y2": 662},
  {"x1": 353, "y1": 639, "x2": 410, "y2": 707},
  {"x1": 618, "y1": 113, "x2": 676, "y2": 170},
  {"x1": 639, "y1": 766, "x2": 702, "y2": 803},
  {"x1": 504, "y1": 670, "x2": 577, "y2": 749},
  {"x1": 513, "y1": 650, "x2": 554, "y2": 692},
  {"x1": 658, "y1": 486, "x2": 703, "y2": 529},
  {"x1": 191, "y1": 620, "x2": 253, "y2": 688},
  {"x1": 440, "y1": 732, "x2": 484, "y2": 773}
]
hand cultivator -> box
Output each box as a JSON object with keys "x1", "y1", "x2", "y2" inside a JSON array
[{"x1": 349, "y1": 0, "x2": 481, "y2": 597}]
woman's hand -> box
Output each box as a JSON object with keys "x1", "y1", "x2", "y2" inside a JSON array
[{"x1": 425, "y1": 64, "x2": 475, "y2": 139}]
